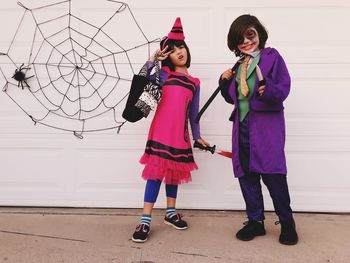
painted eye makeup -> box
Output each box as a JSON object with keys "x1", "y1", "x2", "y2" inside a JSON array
[{"x1": 244, "y1": 29, "x2": 257, "y2": 40}]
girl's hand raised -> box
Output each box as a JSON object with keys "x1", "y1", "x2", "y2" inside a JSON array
[{"x1": 150, "y1": 46, "x2": 172, "y2": 62}]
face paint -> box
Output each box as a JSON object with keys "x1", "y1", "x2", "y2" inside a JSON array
[{"x1": 238, "y1": 27, "x2": 260, "y2": 54}]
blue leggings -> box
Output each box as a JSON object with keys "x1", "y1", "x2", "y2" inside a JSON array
[{"x1": 144, "y1": 180, "x2": 178, "y2": 203}]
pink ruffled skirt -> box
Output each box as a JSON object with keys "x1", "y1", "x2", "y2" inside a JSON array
[{"x1": 140, "y1": 151, "x2": 197, "y2": 185}]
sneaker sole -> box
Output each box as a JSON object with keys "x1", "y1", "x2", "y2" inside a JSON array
[
  {"x1": 131, "y1": 230, "x2": 151, "y2": 243},
  {"x1": 279, "y1": 237, "x2": 298, "y2": 246},
  {"x1": 131, "y1": 237, "x2": 148, "y2": 243},
  {"x1": 164, "y1": 220, "x2": 188, "y2": 230},
  {"x1": 236, "y1": 231, "x2": 266, "y2": 241}
]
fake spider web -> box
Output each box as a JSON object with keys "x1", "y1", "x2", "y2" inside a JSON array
[{"x1": 0, "y1": 0, "x2": 159, "y2": 138}]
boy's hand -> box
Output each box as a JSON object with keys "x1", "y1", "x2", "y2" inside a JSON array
[
  {"x1": 221, "y1": 69, "x2": 234, "y2": 80},
  {"x1": 256, "y1": 65, "x2": 265, "y2": 96},
  {"x1": 257, "y1": 85, "x2": 265, "y2": 96}
]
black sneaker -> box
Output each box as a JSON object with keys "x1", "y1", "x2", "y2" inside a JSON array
[
  {"x1": 276, "y1": 220, "x2": 298, "y2": 245},
  {"x1": 236, "y1": 220, "x2": 266, "y2": 241},
  {"x1": 131, "y1": 223, "x2": 150, "y2": 243},
  {"x1": 164, "y1": 213, "x2": 188, "y2": 230}
]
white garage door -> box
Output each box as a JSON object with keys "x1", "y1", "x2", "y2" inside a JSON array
[{"x1": 0, "y1": 0, "x2": 349, "y2": 212}]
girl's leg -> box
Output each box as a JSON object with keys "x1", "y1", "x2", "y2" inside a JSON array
[
  {"x1": 142, "y1": 179, "x2": 162, "y2": 224},
  {"x1": 164, "y1": 184, "x2": 188, "y2": 229},
  {"x1": 132, "y1": 179, "x2": 162, "y2": 243},
  {"x1": 165, "y1": 184, "x2": 178, "y2": 218}
]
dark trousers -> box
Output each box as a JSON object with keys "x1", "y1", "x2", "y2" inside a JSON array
[{"x1": 238, "y1": 114, "x2": 293, "y2": 222}]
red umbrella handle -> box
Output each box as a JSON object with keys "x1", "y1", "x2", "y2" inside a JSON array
[
  {"x1": 193, "y1": 141, "x2": 216, "y2": 154},
  {"x1": 193, "y1": 141, "x2": 231, "y2": 158}
]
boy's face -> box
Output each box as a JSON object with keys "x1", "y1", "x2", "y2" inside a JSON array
[
  {"x1": 238, "y1": 27, "x2": 260, "y2": 54},
  {"x1": 169, "y1": 45, "x2": 188, "y2": 67}
]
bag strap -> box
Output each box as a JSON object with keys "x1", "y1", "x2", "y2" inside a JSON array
[{"x1": 154, "y1": 58, "x2": 160, "y2": 86}]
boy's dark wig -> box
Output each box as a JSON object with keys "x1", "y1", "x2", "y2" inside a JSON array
[
  {"x1": 160, "y1": 38, "x2": 191, "y2": 71},
  {"x1": 227, "y1": 14, "x2": 268, "y2": 57}
]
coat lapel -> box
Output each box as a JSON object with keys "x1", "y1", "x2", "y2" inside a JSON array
[
  {"x1": 246, "y1": 54, "x2": 260, "y2": 80},
  {"x1": 258, "y1": 48, "x2": 276, "y2": 78}
]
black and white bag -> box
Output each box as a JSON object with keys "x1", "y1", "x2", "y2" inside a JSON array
[{"x1": 122, "y1": 60, "x2": 162, "y2": 122}]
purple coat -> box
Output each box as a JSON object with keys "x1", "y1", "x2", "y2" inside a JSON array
[{"x1": 221, "y1": 47, "x2": 291, "y2": 177}]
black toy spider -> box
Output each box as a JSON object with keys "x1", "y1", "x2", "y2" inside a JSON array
[{"x1": 12, "y1": 63, "x2": 34, "y2": 89}]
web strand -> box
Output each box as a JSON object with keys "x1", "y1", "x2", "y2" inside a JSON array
[{"x1": 1, "y1": 0, "x2": 161, "y2": 138}]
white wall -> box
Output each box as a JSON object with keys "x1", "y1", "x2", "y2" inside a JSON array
[{"x1": 0, "y1": 0, "x2": 349, "y2": 212}]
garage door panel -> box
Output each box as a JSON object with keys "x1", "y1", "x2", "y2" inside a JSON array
[
  {"x1": 0, "y1": 0, "x2": 349, "y2": 211},
  {"x1": 0, "y1": 147, "x2": 65, "y2": 190}
]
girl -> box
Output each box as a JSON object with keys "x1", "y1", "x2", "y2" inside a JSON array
[
  {"x1": 132, "y1": 17, "x2": 210, "y2": 243},
  {"x1": 220, "y1": 14, "x2": 298, "y2": 245}
]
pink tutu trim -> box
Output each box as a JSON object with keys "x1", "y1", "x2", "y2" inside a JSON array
[
  {"x1": 140, "y1": 153, "x2": 198, "y2": 185},
  {"x1": 140, "y1": 153, "x2": 198, "y2": 172},
  {"x1": 142, "y1": 165, "x2": 192, "y2": 185}
]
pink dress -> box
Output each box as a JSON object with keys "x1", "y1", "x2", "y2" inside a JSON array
[{"x1": 140, "y1": 68, "x2": 200, "y2": 185}]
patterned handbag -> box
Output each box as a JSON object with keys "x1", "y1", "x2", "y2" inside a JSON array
[{"x1": 122, "y1": 60, "x2": 162, "y2": 122}]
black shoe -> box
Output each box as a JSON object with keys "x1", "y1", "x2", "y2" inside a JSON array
[
  {"x1": 132, "y1": 223, "x2": 150, "y2": 243},
  {"x1": 164, "y1": 213, "x2": 188, "y2": 230},
  {"x1": 236, "y1": 220, "x2": 266, "y2": 241},
  {"x1": 276, "y1": 220, "x2": 298, "y2": 245}
]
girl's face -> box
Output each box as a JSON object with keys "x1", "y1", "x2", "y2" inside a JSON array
[
  {"x1": 238, "y1": 27, "x2": 260, "y2": 54},
  {"x1": 169, "y1": 45, "x2": 188, "y2": 67}
]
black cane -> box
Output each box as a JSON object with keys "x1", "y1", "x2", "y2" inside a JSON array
[{"x1": 195, "y1": 59, "x2": 242, "y2": 123}]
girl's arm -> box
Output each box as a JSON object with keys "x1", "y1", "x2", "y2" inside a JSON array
[
  {"x1": 141, "y1": 46, "x2": 171, "y2": 84},
  {"x1": 190, "y1": 86, "x2": 211, "y2": 148},
  {"x1": 258, "y1": 54, "x2": 291, "y2": 103},
  {"x1": 189, "y1": 86, "x2": 201, "y2": 140},
  {"x1": 138, "y1": 61, "x2": 168, "y2": 85},
  {"x1": 139, "y1": 46, "x2": 172, "y2": 85},
  {"x1": 138, "y1": 61, "x2": 154, "y2": 78}
]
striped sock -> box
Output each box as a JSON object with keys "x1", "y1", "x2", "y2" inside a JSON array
[
  {"x1": 140, "y1": 214, "x2": 152, "y2": 226},
  {"x1": 166, "y1": 207, "x2": 176, "y2": 219}
]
